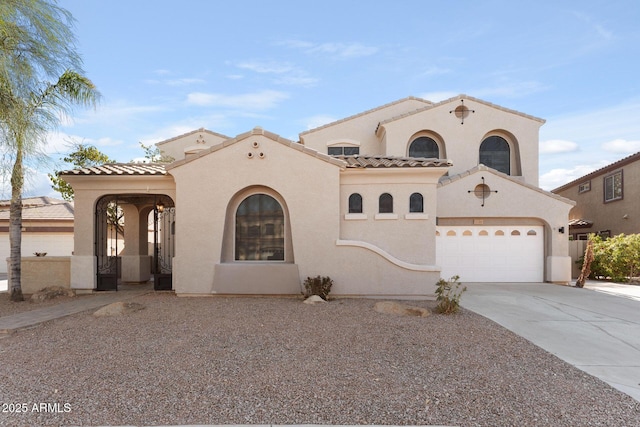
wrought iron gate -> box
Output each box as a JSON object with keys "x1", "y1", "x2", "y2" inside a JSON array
[
  {"x1": 153, "y1": 203, "x2": 175, "y2": 290},
  {"x1": 95, "y1": 197, "x2": 121, "y2": 291}
]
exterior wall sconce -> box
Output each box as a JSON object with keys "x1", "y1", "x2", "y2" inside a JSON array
[
  {"x1": 558, "y1": 226, "x2": 565, "y2": 234},
  {"x1": 156, "y1": 202, "x2": 165, "y2": 213}
]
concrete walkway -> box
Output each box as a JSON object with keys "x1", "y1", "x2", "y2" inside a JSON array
[
  {"x1": 0, "y1": 288, "x2": 149, "y2": 334},
  {"x1": 460, "y1": 282, "x2": 640, "y2": 402}
]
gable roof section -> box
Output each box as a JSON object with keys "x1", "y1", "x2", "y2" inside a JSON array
[
  {"x1": 155, "y1": 127, "x2": 231, "y2": 147},
  {"x1": 338, "y1": 155, "x2": 452, "y2": 168},
  {"x1": 0, "y1": 200, "x2": 74, "y2": 220},
  {"x1": 166, "y1": 127, "x2": 347, "y2": 171},
  {"x1": 439, "y1": 164, "x2": 575, "y2": 205},
  {"x1": 299, "y1": 96, "x2": 432, "y2": 136},
  {"x1": 376, "y1": 94, "x2": 545, "y2": 135},
  {"x1": 58, "y1": 163, "x2": 168, "y2": 176},
  {"x1": 552, "y1": 151, "x2": 640, "y2": 193}
]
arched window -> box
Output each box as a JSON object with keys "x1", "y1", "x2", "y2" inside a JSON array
[
  {"x1": 479, "y1": 136, "x2": 510, "y2": 174},
  {"x1": 348, "y1": 193, "x2": 363, "y2": 213},
  {"x1": 379, "y1": 193, "x2": 393, "y2": 213},
  {"x1": 235, "y1": 194, "x2": 284, "y2": 261},
  {"x1": 409, "y1": 136, "x2": 439, "y2": 158},
  {"x1": 409, "y1": 193, "x2": 423, "y2": 213}
]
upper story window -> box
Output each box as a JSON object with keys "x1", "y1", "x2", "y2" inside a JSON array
[
  {"x1": 348, "y1": 193, "x2": 363, "y2": 213},
  {"x1": 578, "y1": 181, "x2": 591, "y2": 193},
  {"x1": 408, "y1": 137, "x2": 439, "y2": 158},
  {"x1": 379, "y1": 193, "x2": 393, "y2": 213},
  {"x1": 235, "y1": 194, "x2": 284, "y2": 261},
  {"x1": 328, "y1": 146, "x2": 359, "y2": 156},
  {"x1": 604, "y1": 170, "x2": 623, "y2": 203},
  {"x1": 409, "y1": 193, "x2": 424, "y2": 213},
  {"x1": 479, "y1": 136, "x2": 510, "y2": 175}
]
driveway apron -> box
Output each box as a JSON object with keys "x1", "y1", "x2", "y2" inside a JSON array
[{"x1": 460, "y1": 283, "x2": 640, "y2": 402}]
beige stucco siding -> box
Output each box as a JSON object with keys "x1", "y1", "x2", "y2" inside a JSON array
[
  {"x1": 380, "y1": 99, "x2": 543, "y2": 186},
  {"x1": 300, "y1": 98, "x2": 429, "y2": 156},
  {"x1": 168, "y1": 133, "x2": 342, "y2": 295}
]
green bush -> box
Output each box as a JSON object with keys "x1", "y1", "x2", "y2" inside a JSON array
[
  {"x1": 435, "y1": 275, "x2": 467, "y2": 314},
  {"x1": 302, "y1": 275, "x2": 333, "y2": 300},
  {"x1": 586, "y1": 233, "x2": 640, "y2": 282}
]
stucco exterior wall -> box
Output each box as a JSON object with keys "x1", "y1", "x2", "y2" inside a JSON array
[
  {"x1": 299, "y1": 98, "x2": 429, "y2": 156},
  {"x1": 168, "y1": 130, "x2": 343, "y2": 295},
  {"x1": 156, "y1": 129, "x2": 229, "y2": 161},
  {"x1": 379, "y1": 98, "x2": 543, "y2": 186},
  {"x1": 554, "y1": 159, "x2": 640, "y2": 237}
]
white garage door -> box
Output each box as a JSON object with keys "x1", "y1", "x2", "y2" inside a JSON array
[{"x1": 436, "y1": 226, "x2": 544, "y2": 282}]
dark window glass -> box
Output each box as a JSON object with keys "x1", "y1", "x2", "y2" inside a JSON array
[
  {"x1": 379, "y1": 193, "x2": 393, "y2": 213},
  {"x1": 235, "y1": 194, "x2": 284, "y2": 261},
  {"x1": 604, "y1": 171, "x2": 623, "y2": 202},
  {"x1": 409, "y1": 193, "x2": 424, "y2": 213},
  {"x1": 409, "y1": 137, "x2": 439, "y2": 158},
  {"x1": 479, "y1": 136, "x2": 510, "y2": 175},
  {"x1": 348, "y1": 193, "x2": 363, "y2": 214},
  {"x1": 328, "y1": 146, "x2": 359, "y2": 156}
]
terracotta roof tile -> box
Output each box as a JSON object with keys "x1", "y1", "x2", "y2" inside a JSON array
[
  {"x1": 59, "y1": 163, "x2": 167, "y2": 176},
  {"x1": 337, "y1": 155, "x2": 452, "y2": 168}
]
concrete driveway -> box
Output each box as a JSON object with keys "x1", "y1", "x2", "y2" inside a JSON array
[{"x1": 460, "y1": 282, "x2": 640, "y2": 402}]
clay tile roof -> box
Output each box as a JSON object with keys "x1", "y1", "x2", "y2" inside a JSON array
[
  {"x1": 337, "y1": 155, "x2": 452, "y2": 168},
  {"x1": 58, "y1": 163, "x2": 168, "y2": 176},
  {"x1": 568, "y1": 218, "x2": 593, "y2": 228}
]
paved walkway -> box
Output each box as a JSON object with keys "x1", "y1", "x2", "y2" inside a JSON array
[
  {"x1": 461, "y1": 281, "x2": 640, "y2": 402},
  {"x1": 0, "y1": 288, "x2": 149, "y2": 334}
]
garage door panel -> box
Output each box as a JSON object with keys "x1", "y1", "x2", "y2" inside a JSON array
[{"x1": 436, "y1": 226, "x2": 543, "y2": 283}]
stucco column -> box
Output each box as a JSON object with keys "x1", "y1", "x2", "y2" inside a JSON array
[{"x1": 120, "y1": 205, "x2": 151, "y2": 283}]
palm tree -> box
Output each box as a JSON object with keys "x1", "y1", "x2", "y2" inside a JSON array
[{"x1": 1, "y1": 1, "x2": 100, "y2": 301}]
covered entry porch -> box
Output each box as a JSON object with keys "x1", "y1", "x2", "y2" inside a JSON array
[{"x1": 60, "y1": 163, "x2": 176, "y2": 293}]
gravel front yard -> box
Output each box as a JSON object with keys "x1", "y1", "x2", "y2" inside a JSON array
[{"x1": 0, "y1": 293, "x2": 639, "y2": 426}]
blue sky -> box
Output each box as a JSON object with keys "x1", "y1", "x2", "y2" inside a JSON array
[{"x1": 9, "y1": 0, "x2": 640, "y2": 197}]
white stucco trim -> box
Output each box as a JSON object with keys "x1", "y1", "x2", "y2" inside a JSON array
[
  {"x1": 344, "y1": 213, "x2": 368, "y2": 220},
  {"x1": 404, "y1": 213, "x2": 429, "y2": 220},
  {"x1": 374, "y1": 213, "x2": 398, "y2": 220},
  {"x1": 336, "y1": 239, "x2": 440, "y2": 272}
]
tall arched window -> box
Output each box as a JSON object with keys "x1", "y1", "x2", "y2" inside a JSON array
[
  {"x1": 236, "y1": 194, "x2": 284, "y2": 261},
  {"x1": 479, "y1": 136, "x2": 510, "y2": 175},
  {"x1": 348, "y1": 193, "x2": 363, "y2": 213},
  {"x1": 409, "y1": 136, "x2": 439, "y2": 158},
  {"x1": 379, "y1": 193, "x2": 393, "y2": 213},
  {"x1": 409, "y1": 193, "x2": 424, "y2": 213}
]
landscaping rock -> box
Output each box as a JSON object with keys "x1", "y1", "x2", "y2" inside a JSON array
[
  {"x1": 30, "y1": 286, "x2": 75, "y2": 302},
  {"x1": 93, "y1": 302, "x2": 145, "y2": 317},
  {"x1": 374, "y1": 301, "x2": 430, "y2": 317},
  {"x1": 303, "y1": 295, "x2": 327, "y2": 304}
]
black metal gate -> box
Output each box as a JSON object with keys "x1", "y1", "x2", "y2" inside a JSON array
[
  {"x1": 95, "y1": 197, "x2": 122, "y2": 291},
  {"x1": 153, "y1": 201, "x2": 175, "y2": 290}
]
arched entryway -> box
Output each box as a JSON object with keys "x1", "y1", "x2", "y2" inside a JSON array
[{"x1": 95, "y1": 194, "x2": 175, "y2": 291}]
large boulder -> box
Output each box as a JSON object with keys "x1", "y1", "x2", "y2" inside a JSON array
[
  {"x1": 30, "y1": 286, "x2": 75, "y2": 302},
  {"x1": 374, "y1": 301, "x2": 430, "y2": 317},
  {"x1": 93, "y1": 301, "x2": 145, "y2": 317}
]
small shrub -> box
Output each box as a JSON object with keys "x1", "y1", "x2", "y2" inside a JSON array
[
  {"x1": 302, "y1": 275, "x2": 333, "y2": 301},
  {"x1": 435, "y1": 275, "x2": 467, "y2": 314}
]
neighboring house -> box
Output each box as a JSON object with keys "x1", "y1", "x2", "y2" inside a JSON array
[
  {"x1": 553, "y1": 151, "x2": 640, "y2": 240},
  {"x1": 0, "y1": 197, "x2": 75, "y2": 273},
  {"x1": 60, "y1": 95, "x2": 574, "y2": 297}
]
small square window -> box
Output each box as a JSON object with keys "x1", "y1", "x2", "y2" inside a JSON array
[
  {"x1": 604, "y1": 171, "x2": 623, "y2": 203},
  {"x1": 578, "y1": 181, "x2": 591, "y2": 193}
]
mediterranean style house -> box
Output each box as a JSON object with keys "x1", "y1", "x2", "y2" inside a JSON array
[
  {"x1": 60, "y1": 95, "x2": 575, "y2": 297},
  {"x1": 553, "y1": 151, "x2": 640, "y2": 240}
]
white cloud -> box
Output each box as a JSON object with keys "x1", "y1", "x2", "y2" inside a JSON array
[
  {"x1": 539, "y1": 139, "x2": 579, "y2": 154},
  {"x1": 146, "y1": 77, "x2": 205, "y2": 86},
  {"x1": 281, "y1": 39, "x2": 378, "y2": 59},
  {"x1": 421, "y1": 66, "x2": 450, "y2": 77},
  {"x1": 419, "y1": 91, "x2": 458, "y2": 103},
  {"x1": 303, "y1": 114, "x2": 337, "y2": 130},
  {"x1": 236, "y1": 61, "x2": 294, "y2": 74},
  {"x1": 601, "y1": 138, "x2": 640, "y2": 154},
  {"x1": 233, "y1": 60, "x2": 318, "y2": 87},
  {"x1": 186, "y1": 90, "x2": 289, "y2": 110},
  {"x1": 539, "y1": 161, "x2": 609, "y2": 191}
]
